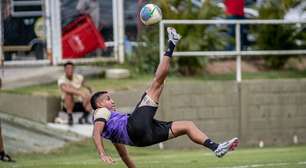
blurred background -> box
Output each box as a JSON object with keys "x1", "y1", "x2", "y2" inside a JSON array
[{"x1": 0, "y1": 0, "x2": 306, "y2": 167}]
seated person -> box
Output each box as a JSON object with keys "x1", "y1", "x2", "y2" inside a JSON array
[{"x1": 58, "y1": 62, "x2": 92, "y2": 125}]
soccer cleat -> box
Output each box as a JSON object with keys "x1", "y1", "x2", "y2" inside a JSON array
[
  {"x1": 214, "y1": 137, "x2": 239, "y2": 158},
  {"x1": 167, "y1": 27, "x2": 181, "y2": 45}
]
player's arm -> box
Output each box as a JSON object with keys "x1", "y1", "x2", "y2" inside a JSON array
[
  {"x1": 60, "y1": 83, "x2": 77, "y2": 93},
  {"x1": 92, "y1": 121, "x2": 114, "y2": 165},
  {"x1": 59, "y1": 79, "x2": 88, "y2": 98},
  {"x1": 114, "y1": 143, "x2": 136, "y2": 168},
  {"x1": 92, "y1": 108, "x2": 114, "y2": 165}
]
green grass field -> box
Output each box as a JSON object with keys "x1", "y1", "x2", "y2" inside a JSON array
[{"x1": 1, "y1": 139, "x2": 306, "y2": 168}]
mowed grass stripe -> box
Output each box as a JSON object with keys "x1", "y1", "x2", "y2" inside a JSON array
[{"x1": 1, "y1": 140, "x2": 306, "y2": 168}]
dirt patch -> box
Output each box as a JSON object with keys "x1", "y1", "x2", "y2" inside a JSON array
[
  {"x1": 205, "y1": 57, "x2": 306, "y2": 74},
  {"x1": 206, "y1": 59, "x2": 263, "y2": 74},
  {"x1": 285, "y1": 57, "x2": 306, "y2": 70}
]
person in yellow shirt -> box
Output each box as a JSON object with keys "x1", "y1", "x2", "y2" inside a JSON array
[{"x1": 58, "y1": 62, "x2": 92, "y2": 125}]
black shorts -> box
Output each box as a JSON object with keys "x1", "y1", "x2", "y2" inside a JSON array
[
  {"x1": 62, "y1": 102, "x2": 86, "y2": 113},
  {"x1": 127, "y1": 93, "x2": 172, "y2": 147}
]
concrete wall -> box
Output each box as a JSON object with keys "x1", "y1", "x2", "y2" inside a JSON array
[
  {"x1": 1, "y1": 79, "x2": 306, "y2": 148},
  {"x1": 105, "y1": 80, "x2": 306, "y2": 148},
  {"x1": 158, "y1": 80, "x2": 306, "y2": 148},
  {"x1": 240, "y1": 80, "x2": 306, "y2": 147},
  {"x1": 0, "y1": 93, "x2": 60, "y2": 123},
  {"x1": 160, "y1": 81, "x2": 240, "y2": 148}
]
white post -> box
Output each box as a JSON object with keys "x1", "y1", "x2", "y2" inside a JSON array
[
  {"x1": 235, "y1": 23, "x2": 242, "y2": 82},
  {"x1": 50, "y1": 0, "x2": 62, "y2": 65},
  {"x1": 0, "y1": 1, "x2": 3, "y2": 61},
  {"x1": 117, "y1": 0, "x2": 125, "y2": 64},
  {"x1": 45, "y1": 0, "x2": 53, "y2": 64},
  {"x1": 159, "y1": 22, "x2": 165, "y2": 61},
  {"x1": 158, "y1": 22, "x2": 165, "y2": 150},
  {"x1": 0, "y1": 1, "x2": 4, "y2": 77},
  {"x1": 112, "y1": 0, "x2": 119, "y2": 62}
]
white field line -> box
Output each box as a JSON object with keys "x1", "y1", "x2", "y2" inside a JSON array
[
  {"x1": 298, "y1": 161, "x2": 306, "y2": 165},
  {"x1": 212, "y1": 161, "x2": 306, "y2": 168}
]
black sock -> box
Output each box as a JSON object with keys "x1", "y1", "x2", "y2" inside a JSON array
[
  {"x1": 203, "y1": 139, "x2": 219, "y2": 151},
  {"x1": 82, "y1": 111, "x2": 89, "y2": 118},
  {"x1": 164, "y1": 41, "x2": 176, "y2": 57}
]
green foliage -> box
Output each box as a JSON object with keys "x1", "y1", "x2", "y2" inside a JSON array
[
  {"x1": 255, "y1": 0, "x2": 305, "y2": 69},
  {"x1": 128, "y1": 27, "x2": 160, "y2": 74},
  {"x1": 131, "y1": 0, "x2": 224, "y2": 76}
]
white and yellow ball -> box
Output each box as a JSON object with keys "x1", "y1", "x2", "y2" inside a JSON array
[{"x1": 140, "y1": 4, "x2": 162, "y2": 26}]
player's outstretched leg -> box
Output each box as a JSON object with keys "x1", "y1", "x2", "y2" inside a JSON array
[
  {"x1": 171, "y1": 121, "x2": 239, "y2": 158},
  {"x1": 146, "y1": 27, "x2": 181, "y2": 103},
  {"x1": 167, "y1": 27, "x2": 181, "y2": 46},
  {"x1": 214, "y1": 137, "x2": 239, "y2": 158}
]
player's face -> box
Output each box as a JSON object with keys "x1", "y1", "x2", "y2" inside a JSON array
[
  {"x1": 100, "y1": 94, "x2": 116, "y2": 111},
  {"x1": 64, "y1": 65, "x2": 74, "y2": 79}
]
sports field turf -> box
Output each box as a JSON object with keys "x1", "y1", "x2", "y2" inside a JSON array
[{"x1": 1, "y1": 139, "x2": 306, "y2": 168}]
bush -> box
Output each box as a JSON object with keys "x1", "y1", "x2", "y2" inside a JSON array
[
  {"x1": 255, "y1": 0, "x2": 304, "y2": 69},
  {"x1": 128, "y1": 27, "x2": 160, "y2": 74}
]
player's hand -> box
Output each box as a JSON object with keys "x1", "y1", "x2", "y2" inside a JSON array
[{"x1": 100, "y1": 154, "x2": 115, "y2": 165}]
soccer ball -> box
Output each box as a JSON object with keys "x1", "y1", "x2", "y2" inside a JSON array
[{"x1": 140, "y1": 4, "x2": 162, "y2": 26}]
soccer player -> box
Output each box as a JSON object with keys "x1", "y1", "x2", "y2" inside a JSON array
[{"x1": 91, "y1": 27, "x2": 239, "y2": 167}]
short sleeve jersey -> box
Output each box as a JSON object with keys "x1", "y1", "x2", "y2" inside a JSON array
[
  {"x1": 93, "y1": 108, "x2": 133, "y2": 145},
  {"x1": 58, "y1": 74, "x2": 84, "y2": 89},
  {"x1": 58, "y1": 74, "x2": 84, "y2": 99}
]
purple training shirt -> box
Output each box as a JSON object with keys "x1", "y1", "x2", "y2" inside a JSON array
[{"x1": 101, "y1": 111, "x2": 134, "y2": 145}]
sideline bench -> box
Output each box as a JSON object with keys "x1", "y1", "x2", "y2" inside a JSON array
[{"x1": 3, "y1": 45, "x2": 32, "y2": 52}]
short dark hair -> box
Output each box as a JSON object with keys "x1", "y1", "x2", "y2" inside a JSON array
[
  {"x1": 90, "y1": 91, "x2": 108, "y2": 110},
  {"x1": 64, "y1": 61, "x2": 74, "y2": 68}
]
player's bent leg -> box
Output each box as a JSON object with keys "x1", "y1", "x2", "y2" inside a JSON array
[
  {"x1": 63, "y1": 93, "x2": 74, "y2": 125},
  {"x1": 82, "y1": 94, "x2": 92, "y2": 112},
  {"x1": 170, "y1": 121, "x2": 208, "y2": 144},
  {"x1": 78, "y1": 88, "x2": 92, "y2": 112},
  {"x1": 170, "y1": 121, "x2": 239, "y2": 158},
  {"x1": 64, "y1": 93, "x2": 74, "y2": 113}
]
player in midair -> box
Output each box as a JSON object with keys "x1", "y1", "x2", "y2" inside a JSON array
[{"x1": 91, "y1": 27, "x2": 239, "y2": 167}]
